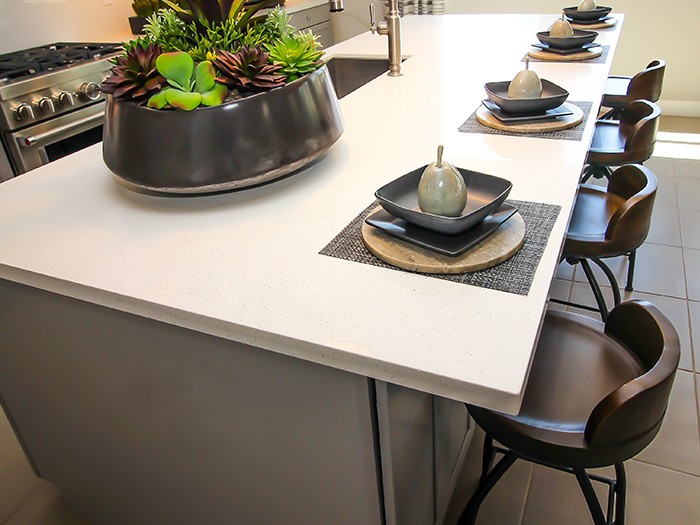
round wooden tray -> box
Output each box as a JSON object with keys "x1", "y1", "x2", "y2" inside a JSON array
[
  {"x1": 571, "y1": 19, "x2": 617, "y2": 30},
  {"x1": 361, "y1": 212, "x2": 526, "y2": 274},
  {"x1": 528, "y1": 47, "x2": 603, "y2": 61},
  {"x1": 475, "y1": 102, "x2": 583, "y2": 133}
]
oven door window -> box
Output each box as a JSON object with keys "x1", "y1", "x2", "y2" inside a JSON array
[{"x1": 43, "y1": 125, "x2": 104, "y2": 163}]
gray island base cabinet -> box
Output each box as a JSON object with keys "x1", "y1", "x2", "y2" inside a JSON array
[{"x1": 0, "y1": 279, "x2": 471, "y2": 525}]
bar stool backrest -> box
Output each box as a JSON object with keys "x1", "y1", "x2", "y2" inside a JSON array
[
  {"x1": 627, "y1": 60, "x2": 666, "y2": 103},
  {"x1": 605, "y1": 164, "x2": 657, "y2": 248},
  {"x1": 584, "y1": 301, "x2": 680, "y2": 447},
  {"x1": 619, "y1": 100, "x2": 661, "y2": 156}
]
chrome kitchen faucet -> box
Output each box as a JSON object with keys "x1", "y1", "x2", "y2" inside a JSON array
[{"x1": 370, "y1": 0, "x2": 402, "y2": 77}]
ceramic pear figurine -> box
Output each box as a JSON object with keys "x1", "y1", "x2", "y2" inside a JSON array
[
  {"x1": 578, "y1": 0, "x2": 597, "y2": 11},
  {"x1": 417, "y1": 145, "x2": 468, "y2": 217},
  {"x1": 507, "y1": 58, "x2": 543, "y2": 99},
  {"x1": 550, "y1": 12, "x2": 574, "y2": 37}
]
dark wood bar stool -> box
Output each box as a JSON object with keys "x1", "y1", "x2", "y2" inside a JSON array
[
  {"x1": 459, "y1": 300, "x2": 680, "y2": 525},
  {"x1": 559, "y1": 165, "x2": 657, "y2": 317},
  {"x1": 582, "y1": 100, "x2": 661, "y2": 184},
  {"x1": 600, "y1": 60, "x2": 665, "y2": 120}
]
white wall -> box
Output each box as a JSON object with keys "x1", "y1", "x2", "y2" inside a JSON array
[{"x1": 0, "y1": 0, "x2": 134, "y2": 54}]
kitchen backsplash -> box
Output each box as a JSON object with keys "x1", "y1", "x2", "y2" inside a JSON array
[{"x1": 0, "y1": 0, "x2": 134, "y2": 54}]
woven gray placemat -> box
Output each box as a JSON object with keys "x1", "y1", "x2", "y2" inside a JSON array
[
  {"x1": 458, "y1": 101, "x2": 592, "y2": 141},
  {"x1": 524, "y1": 45, "x2": 610, "y2": 64},
  {"x1": 319, "y1": 199, "x2": 561, "y2": 296}
]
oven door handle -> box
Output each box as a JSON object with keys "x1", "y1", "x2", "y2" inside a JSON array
[{"x1": 16, "y1": 112, "x2": 103, "y2": 147}]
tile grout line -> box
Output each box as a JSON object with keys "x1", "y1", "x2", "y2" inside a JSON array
[{"x1": 516, "y1": 463, "x2": 535, "y2": 525}]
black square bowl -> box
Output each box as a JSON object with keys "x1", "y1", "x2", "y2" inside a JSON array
[
  {"x1": 484, "y1": 79, "x2": 569, "y2": 115},
  {"x1": 536, "y1": 29, "x2": 598, "y2": 50},
  {"x1": 375, "y1": 166, "x2": 513, "y2": 235},
  {"x1": 563, "y1": 6, "x2": 612, "y2": 21}
]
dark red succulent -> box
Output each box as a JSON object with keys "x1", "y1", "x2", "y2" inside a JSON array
[
  {"x1": 212, "y1": 46, "x2": 285, "y2": 91},
  {"x1": 101, "y1": 39, "x2": 166, "y2": 102}
]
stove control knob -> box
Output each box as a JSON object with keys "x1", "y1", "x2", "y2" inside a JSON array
[
  {"x1": 14, "y1": 103, "x2": 35, "y2": 121},
  {"x1": 78, "y1": 82, "x2": 101, "y2": 101},
  {"x1": 35, "y1": 97, "x2": 55, "y2": 114},
  {"x1": 56, "y1": 91, "x2": 74, "y2": 107}
]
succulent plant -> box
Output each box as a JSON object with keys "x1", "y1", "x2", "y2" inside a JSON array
[
  {"x1": 101, "y1": 38, "x2": 166, "y2": 103},
  {"x1": 132, "y1": 0, "x2": 160, "y2": 17},
  {"x1": 212, "y1": 46, "x2": 285, "y2": 91},
  {"x1": 147, "y1": 51, "x2": 228, "y2": 110},
  {"x1": 265, "y1": 31, "x2": 324, "y2": 82},
  {"x1": 163, "y1": 0, "x2": 277, "y2": 30}
]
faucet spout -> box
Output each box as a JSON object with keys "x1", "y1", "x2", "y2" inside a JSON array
[
  {"x1": 329, "y1": 0, "x2": 344, "y2": 13},
  {"x1": 369, "y1": 0, "x2": 402, "y2": 77}
]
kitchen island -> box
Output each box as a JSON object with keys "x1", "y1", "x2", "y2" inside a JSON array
[{"x1": 0, "y1": 14, "x2": 623, "y2": 525}]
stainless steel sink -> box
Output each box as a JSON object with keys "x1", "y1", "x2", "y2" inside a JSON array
[{"x1": 325, "y1": 57, "x2": 391, "y2": 99}]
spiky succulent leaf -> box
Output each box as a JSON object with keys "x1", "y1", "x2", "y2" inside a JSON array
[
  {"x1": 212, "y1": 46, "x2": 285, "y2": 90},
  {"x1": 265, "y1": 31, "x2": 323, "y2": 81},
  {"x1": 101, "y1": 38, "x2": 165, "y2": 103}
]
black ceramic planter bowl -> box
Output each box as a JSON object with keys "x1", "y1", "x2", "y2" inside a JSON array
[
  {"x1": 102, "y1": 65, "x2": 344, "y2": 194},
  {"x1": 562, "y1": 6, "x2": 612, "y2": 21},
  {"x1": 536, "y1": 29, "x2": 598, "y2": 50},
  {"x1": 484, "y1": 79, "x2": 569, "y2": 115}
]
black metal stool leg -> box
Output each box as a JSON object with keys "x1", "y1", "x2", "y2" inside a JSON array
[
  {"x1": 590, "y1": 257, "x2": 622, "y2": 306},
  {"x1": 625, "y1": 250, "x2": 636, "y2": 292},
  {"x1": 481, "y1": 434, "x2": 495, "y2": 481},
  {"x1": 614, "y1": 463, "x2": 627, "y2": 525},
  {"x1": 574, "y1": 468, "x2": 607, "y2": 525},
  {"x1": 458, "y1": 451, "x2": 517, "y2": 525},
  {"x1": 579, "y1": 259, "x2": 609, "y2": 321}
]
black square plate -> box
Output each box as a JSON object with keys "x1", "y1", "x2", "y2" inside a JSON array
[
  {"x1": 365, "y1": 204, "x2": 518, "y2": 256},
  {"x1": 481, "y1": 99, "x2": 573, "y2": 122},
  {"x1": 374, "y1": 166, "x2": 513, "y2": 235},
  {"x1": 531, "y1": 42, "x2": 600, "y2": 55},
  {"x1": 484, "y1": 79, "x2": 569, "y2": 115},
  {"x1": 562, "y1": 6, "x2": 612, "y2": 21}
]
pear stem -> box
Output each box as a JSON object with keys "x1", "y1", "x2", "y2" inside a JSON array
[
  {"x1": 524, "y1": 57, "x2": 529, "y2": 70},
  {"x1": 436, "y1": 145, "x2": 444, "y2": 168}
]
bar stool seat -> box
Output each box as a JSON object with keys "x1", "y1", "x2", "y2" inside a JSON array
[{"x1": 459, "y1": 301, "x2": 680, "y2": 525}]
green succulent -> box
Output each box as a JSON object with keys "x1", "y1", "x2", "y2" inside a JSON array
[
  {"x1": 144, "y1": 9, "x2": 193, "y2": 53},
  {"x1": 101, "y1": 37, "x2": 165, "y2": 103},
  {"x1": 147, "y1": 51, "x2": 228, "y2": 110},
  {"x1": 265, "y1": 31, "x2": 324, "y2": 82},
  {"x1": 132, "y1": 0, "x2": 160, "y2": 17},
  {"x1": 212, "y1": 46, "x2": 285, "y2": 91}
]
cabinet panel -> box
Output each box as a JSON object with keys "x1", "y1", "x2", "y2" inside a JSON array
[{"x1": 289, "y1": 4, "x2": 330, "y2": 30}]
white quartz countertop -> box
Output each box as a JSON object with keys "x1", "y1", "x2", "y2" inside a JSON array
[{"x1": 0, "y1": 14, "x2": 623, "y2": 413}]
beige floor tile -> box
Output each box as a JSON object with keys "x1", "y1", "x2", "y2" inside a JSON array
[
  {"x1": 548, "y1": 278, "x2": 570, "y2": 302},
  {"x1": 555, "y1": 260, "x2": 575, "y2": 281},
  {"x1": 680, "y1": 208, "x2": 700, "y2": 249},
  {"x1": 689, "y1": 302, "x2": 700, "y2": 372},
  {"x1": 3, "y1": 484, "x2": 92, "y2": 525},
  {"x1": 625, "y1": 460, "x2": 700, "y2": 525},
  {"x1": 567, "y1": 282, "x2": 620, "y2": 321},
  {"x1": 648, "y1": 205, "x2": 681, "y2": 247},
  {"x1": 629, "y1": 291, "x2": 693, "y2": 371},
  {"x1": 0, "y1": 407, "x2": 44, "y2": 524},
  {"x1": 571, "y1": 244, "x2": 686, "y2": 299},
  {"x1": 655, "y1": 174, "x2": 678, "y2": 207},
  {"x1": 521, "y1": 464, "x2": 611, "y2": 525},
  {"x1": 635, "y1": 371, "x2": 700, "y2": 476},
  {"x1": 674, "y1": 158, "x2": 700, "y2": 178},
  {"x1": 683, "y1": 248, "x2": 700, "y2": 301},
  {"x1": 645, "y1": 156, "x2": 675, "y2": 177},
  {"x1": 623, "y1": 243, "x2": 686, "y2": 298},
  {"x1": 676, "y1": 177, "x2": 700, "y2": 209}
]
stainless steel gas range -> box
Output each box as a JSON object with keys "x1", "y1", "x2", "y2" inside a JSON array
[{"x1": 0, "y1": 43, "x2": 122, "y2": 182}]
